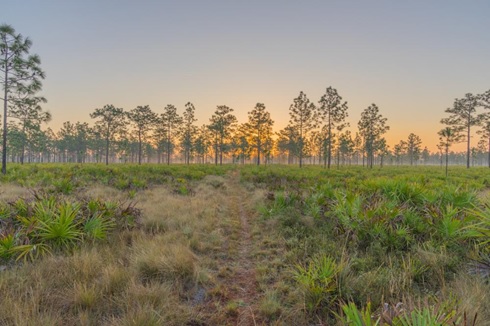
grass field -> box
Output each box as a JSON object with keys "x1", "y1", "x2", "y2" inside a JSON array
[{"x1": 0, "y1": 164, "x2": 489, "y2": 325}]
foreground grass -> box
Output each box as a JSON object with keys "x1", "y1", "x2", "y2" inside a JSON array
[
  {"x1": 0, "y1": 165, "x2": 240, "y2": 325},
  {"x1": 0, "y1": 164, "x2": 489, "y2": 325},
  {"x1": 242, "y1": 165, "x2": 490, "y2": 324}
]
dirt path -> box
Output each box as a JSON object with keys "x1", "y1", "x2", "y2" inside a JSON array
[
  {"x1": 228, "y1": 170, "x2": 259, "y2": 326},
  {"x1": 194, "y1": 170, "x2": 261, "y2": 325}
]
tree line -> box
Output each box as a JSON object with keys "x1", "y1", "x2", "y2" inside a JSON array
[{"x1": 1, "y1": 24, "x2": 490, "y2": 173}]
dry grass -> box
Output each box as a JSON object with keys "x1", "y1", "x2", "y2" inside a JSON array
[
  {"x1": 132, "y1": 237, "x2": 198, "y2": 285},
  {"x1": 0, "y1": 174, "x2": 243, "y2": 325},
  {"x1": 2, "y1": 168, "x2": 488, "y2": 325},
  {"x1": 0, "y1": 179, "x2": 215, "y2": 324},
  {"x1": 79, "y1": 185, "x2": 129, "y2": 202},
  {"x1": 0, "y1": 184, "x2": 30, "y2": 201},
  {"x1": 443, "y1": 274, "x2": 490, "y2": 322}
]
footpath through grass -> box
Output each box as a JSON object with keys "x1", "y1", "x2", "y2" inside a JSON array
[{"x1": 0, "y1": 164, "x2": 489, "y2": 325}]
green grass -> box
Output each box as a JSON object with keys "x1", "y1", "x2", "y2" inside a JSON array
[{"x1": 0, "y1": 164, "x2": 488, "y2": 325}]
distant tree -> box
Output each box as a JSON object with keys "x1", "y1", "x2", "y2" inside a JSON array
[
  {"x1": 160, "y1": 104, "x2": 183, "y2": 165},
  {"x1": 180, "y1": 102, "x2": 197, "y2": 165},
  {"x1": 477, "y1": 118, "x2": 490, "y2": 168},
  {"x1": 438, "y1": 127, "x2": 460, "y2": 177},
  {"x1": 56, "y1": 121, "x2": 90, "y2": 163},
  {"x1": 9, "y1": 93, "x2": 50, "y2": 164},
  {"x1": 89, "y1": 124, "x2": 105, "y2": 163},
  {"x1": 353, "y1": 132, "x2": 363, "y2": 165},
  {"x1": 375, "y1": 137, "x2": 390, "y2": 167},
  {"x1": 34, "y1": 127, "x2": 53, "y2": 163},
  {"x1": 406, "y1": 133, "x2": 422, "y2": 165},
  {"x1": 6, "y1": 123, "x2": 23, "y2": 161},
  {"x1": 478, "y1": 90, "x2": 490, "y2": 167},
  {"x1": 421, "y1": 146, "x2": 430, "y2": 165},
  {"x1": 338, "y1": 130, "x2": 354, "y2": 165},
  {"x1": 74, "y1": 122, "x2": 90, "y2": 163},
  {"x1": 358, "y1": 104, "x2": 389, "y2": 168},
  {"x1": 56, "y1": 121, "x2": 76, "y2": 162},
  {"x1": 194, "y1": 124, "x2": 211, "y2": 164},
  {"x1": 318, "y1": 87, "x2": 349, "y2": 168},
  {"x1": 231, "y1": 124, "x2": 250, "y2": 164},
  {"x1": 393, "y1": 140, "x2": 407, "y2": 165},
  {"x1": 90, "y1": 104, "x2": 127, "y2": 165},
  {"x1": 0, "y1": 24, "x2": 45, "y2": 174},
  {"x1": 262, "y1": 130, "x2": 274, "y2": 164},
  {"x1": 243, "y1": 103, "x2": 274, "y2": 165},
  {"x1": 309, "y1": 130, "x2": 324, "y2": 164},
  {"x1": 436, "y1": 144, "x2": 444, "y2": 167},
  {"x1": 289, "y1": 91, "x2": 318, "y2": 167},
  {"x1": 441, "y1": 93, "x2": 480, "y2": 168},
  {"x1": 127, "y1": 105, "x2": 158, "y2": 165},
  {"x1": 208, "y1": 105, "x2": 237, "y2": 165},
  {"x1": 277, "y1": 125, "x2": 299, "y2": 165}
]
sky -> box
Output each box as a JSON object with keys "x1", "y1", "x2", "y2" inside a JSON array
[{"x1": 3, "y1": 1, "x2": 490, "y2": 151}]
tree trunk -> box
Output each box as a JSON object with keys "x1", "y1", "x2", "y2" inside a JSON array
[
  {"x1": 167, "y1": 127, "x2": 171, "y2": 165},
  {"x1": 257, "y1": 137, "x2": 261, "y2": 166},
  {"x1": 2, "y1": 51, "x2": 8, "y2": 175},
  {"x1": 105, "y1": 129, "x2": 110, "y2": 165},
  {"x1": 138, "y1": 131, "x2": 142, "y2": 165},
  {"x1": 467, "y1": 120, "x2": 470, "y2": 169},
  {"x1": 214, "y1": 141, "x2": 218, "y2": 165},
  {"x1": 327, "y1": 116, "x2": 332, "y2": 169},
  {"x1": 445, "y1": 145, "x2": 449, "y2": 177},
  {"x1": 337, "y1": 148, "x2": 340, "y2": 169},
  {"x1": 219, "y1": 134, "x2": 223, "y2": 165}
]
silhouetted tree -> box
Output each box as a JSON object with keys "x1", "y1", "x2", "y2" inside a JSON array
[
  {"x1": 208, "y1": 105, "x2": 237, "y2": 165},
  {"x1": 90, "y1": 104, "x2": 127, "y2": 165},
  {"x1": 393, "y1": 140, "x2": 407, "y2": 165},
  {"x1": 338, "y1": 130, "x2": 354, "y2": 165},
  {"x1": 406, "y1": 133, "x2": 422, "y2": 165},
  {"x1": 438, "y1": 127, "x2": 460, "y2": 177},
  {"x1": 195, "y1": 124, "x2": 211, "y2": 164},
  {"x1": 277, "y1": 125, "x2": 299, "y2": 165},
  {"x1": 289, "y1": 91, "x2": 318, "y2": 167},
  {"x1": 375, "y1": 137, "x2": 389, "y2": 167},
  {"x1": 358, "y1": 104, "x2": 389, "y2": 168},
  {"x1": 441, "y1": 93, "x2": 480, "y2": 168},
  {"x1": 160, "y1": 104, "x2": 182, "y2": 165},
  {"x1": 244, "y1": 103, "x2": 274, "y2": 165},
  {"x1": 180, "y1": 102, "x2": 197, "y2": 165},
  {"x1": 9, "y1": 93, "x2": 50, "y2": 164},
  {"x1": 421, "y1": 146, "x2": 430, "y2": 165},
  {"x1": 0, "y1": 24, "x2": 45, "y2": 174},
  {"x1": 127, "y1": 105, "x2": 158, "y2": 165},
  {"x1": 318, "y1": 87, "x2": 349, "y2": 168},
  {"x1": 231, "y1": 124, "x2": 249, "y2": 164},
  {"x1": 477, "y1": 118, "x2": 490, "y2": 168}
]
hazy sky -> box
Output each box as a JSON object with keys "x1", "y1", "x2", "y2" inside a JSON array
[{"x1": 4, "y1": 1, "x2": 490, "y2": 150}]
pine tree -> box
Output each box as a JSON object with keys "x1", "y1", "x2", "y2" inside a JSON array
[
  {"x1": 0, "y1": 24, "x2": 45, "y2": 174},
  {"x1": 90, "y1": 105, "x2": 127, "y2": 165},
  {"x1": 441, "y1": 93, "x2": 480, "y2": 168},
  {"x1": 127, "y1": 105, "x2": 158, "y2": 165},
  {"x1": 288, "y1": 91, "x2": 318, "y2": 167},
  {"x1": 318, "y1": 87, "x2": 349, "y2": 168},
  {"x1": 243, "y1": 103, "x2": 274, "y2": 165},
  {"x1": 208, "y1": 105, "x2": 237, "y2": 165},
  {"x1": 358, "y1": 104, "x2": 389, "y2": 168}
]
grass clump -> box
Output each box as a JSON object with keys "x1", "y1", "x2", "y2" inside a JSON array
[{"x1": 133, "y1": 240, "x2": 198, "y2": 285}]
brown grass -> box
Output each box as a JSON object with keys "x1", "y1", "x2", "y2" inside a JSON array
[
  {"x1": 2, "y1": 170, "x2": 487, "y2": 325},
  {"x1": 0, "y1": 184, "x2": 31, "y2": 201}
]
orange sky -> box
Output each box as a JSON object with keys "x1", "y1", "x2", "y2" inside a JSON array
[{"x1": 5, "y1": 1, "x2": 489, "y2": 153}]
